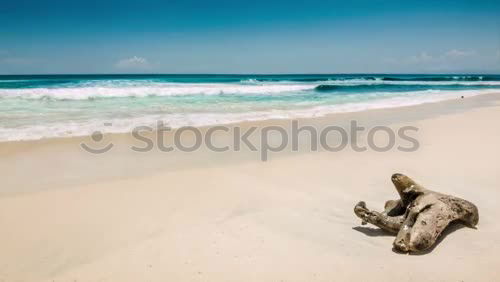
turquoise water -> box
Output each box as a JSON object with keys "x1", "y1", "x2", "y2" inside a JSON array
[{"x1": 1, "y1": 74, "x2": 500, "y2": 141}]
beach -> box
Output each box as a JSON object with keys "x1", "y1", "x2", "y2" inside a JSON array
[{"x1": 1, "y1": 92, "x2": 499, "y2": 281}]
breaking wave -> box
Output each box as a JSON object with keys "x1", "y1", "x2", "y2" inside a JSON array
[{"x1": 0, "y1": 83, "x2": 316, "y2": 100}]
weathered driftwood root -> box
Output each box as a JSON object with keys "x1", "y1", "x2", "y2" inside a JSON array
[{"x1": 354, "y1": 173, "x2": 479, "y2": 253}]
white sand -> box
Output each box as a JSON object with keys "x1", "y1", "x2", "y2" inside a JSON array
[{"x1": 0, "y1": 93, "x2": 499, "y2": 281}]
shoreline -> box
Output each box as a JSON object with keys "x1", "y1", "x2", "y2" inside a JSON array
[
  {"x1": 0, "y1": 88, "x2": 498, "y2": 143},
  {"x1": 1, "y1": 91, "x2": 500, "y2": 281},
  {"x1": 1, "y1": 90, "x2": 498, "y2": 146}
]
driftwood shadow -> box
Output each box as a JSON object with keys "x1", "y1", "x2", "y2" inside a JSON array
[{"x1": 352, "y1": 226, "x2": 394, "y2": 237}]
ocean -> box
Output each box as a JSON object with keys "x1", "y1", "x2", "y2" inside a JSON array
[{"x1": 1, "y1": 74, "x2": 499, "y2": 141}]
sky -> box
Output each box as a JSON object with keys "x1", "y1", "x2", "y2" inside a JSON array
[{"x1": 1, "y1": 0, "x2": 500, "y2": 74}]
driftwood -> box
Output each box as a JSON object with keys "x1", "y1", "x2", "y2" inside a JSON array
[{"x1": 354, "y1": 173, "x2": 479, "y2": 253}]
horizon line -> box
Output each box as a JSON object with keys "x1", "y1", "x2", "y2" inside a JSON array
[{"x1": 1, "y1": 72, "x2": 500, "y2": 76}]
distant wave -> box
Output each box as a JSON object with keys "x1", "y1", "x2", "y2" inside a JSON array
[
  {"x1": 0, "y1": 79, "x2": 76, "y2": 89},
  {"x1": 238, "y1": 75, "x2": 500, "y2": 83},
  {"x1": 314, "y1": 83, "x2": 500, "y2": 92},
  {"x1": 242, "y1": 78, "x2": 500, "y2": 86},
  {"x1": 380, "y1": 75, "x2": 498, "y2": 81}
]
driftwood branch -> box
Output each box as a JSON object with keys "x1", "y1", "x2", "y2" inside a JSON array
[{"x1": 354, "y1": 173, "x2": 479, "y2": 253}]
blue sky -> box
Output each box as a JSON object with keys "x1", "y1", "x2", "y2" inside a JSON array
[{"x1": 1, "y1": 0, "x2": 499, "y2": 74}]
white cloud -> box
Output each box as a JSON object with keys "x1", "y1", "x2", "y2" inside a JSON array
[
  {"x1": 444, "y1": 49, "x2": 475, "y2": 59},
  {"x1": 407, "y1": 52, "x2": 433, "y2": 64},
  {"x1": 115, "y1": 56, "x2": 151, "y2": 70},
  {"x1": 385, "y1": 49, "x2": 480, "y2": 72},
  {"x1": 405, "y1": 49, "x2": 475, "y2": 65}
]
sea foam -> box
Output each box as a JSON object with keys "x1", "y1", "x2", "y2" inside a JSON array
[{"x1": 0, "y1": 88, "x2": 496, "y2": 142}]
